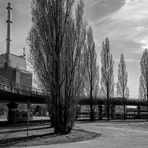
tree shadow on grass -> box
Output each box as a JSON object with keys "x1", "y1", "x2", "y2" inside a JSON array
[
  {"x1": 0, "y1": 129, "x2": 102, "y2": 147},
  {"x1": 0, "y1": 120, "x2": 50, "y2": 130},
  {"x1": 0, "y1": 132, "x2": 56, "y2": 147},
  {"x1": 0, "y1": 125, "x2": 52, "y2": 134}
]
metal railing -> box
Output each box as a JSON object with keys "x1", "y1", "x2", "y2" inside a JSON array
[
  {"x1": 78, "y1": 97, "x2": 148, "y2": 106},
  {"x1": 0, "y1": 75, "x2": 48, "y2": 97}
]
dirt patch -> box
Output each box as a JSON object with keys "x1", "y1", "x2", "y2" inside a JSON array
[{"x1": 0, "y1": 127, "x2": 101, "y2": 147}]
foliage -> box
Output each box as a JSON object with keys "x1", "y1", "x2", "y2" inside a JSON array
[
  {"x1": 138, "y1": 75, "x2": 146, "y2": 99},
  {"x1": 28, "y1": 0, "x2": 87, "y2": 134},
  {"x1": 116, "y1": 54, "x2": 129, "y2": 98},
  {"x1": 100, "y1": 37, "x2": 114, "y2": 120},
  {"x1": 139, "y1": 49, "x2": 148, "y2": 100},
  {"x1": 116, "y1": 53, "x2": 129, "y2": 119},
  {"x1": 84, "y1": 26, "x2": 99, "y2": 121}
]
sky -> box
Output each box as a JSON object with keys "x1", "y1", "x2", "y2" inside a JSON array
[{"x1": 0, "y1": 0, "x2": 147, "y2": 98}]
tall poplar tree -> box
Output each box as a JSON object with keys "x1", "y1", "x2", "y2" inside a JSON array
[
  {"x1": 100, "y1": 37, "x2": 114, "y2": 120},
  {"x1": 28, "y1": 0, "x2": 87, "y2": 134},
  {"x1": 116, "y1": 53, "x2": 129, "y2": 119},
  {"x1": 85, "y1": 26, "x2": 99, "y2": 121},
  {"x1": 139, "y1": 49, "x2": 148, "y2": 104}
]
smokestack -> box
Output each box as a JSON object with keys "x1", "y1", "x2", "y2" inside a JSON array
[{"x1": 6, "y1": 2, "x2": 12, "y2": 54}]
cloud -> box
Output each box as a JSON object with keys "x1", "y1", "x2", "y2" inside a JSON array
[
  {"x1": 137, "y1": 26, "x2": 144, "y2": 32},
  {"x1": 111, "y1": 0, "x2": 148, "y2": 22},
  {"x1": 85, "y1": 0, "x2": 103, "y2": 9},
  {"x1": 90, "y1": 0, "x2": 148, "y2": 56},
  {"x1": 110, "y1": 0, "x2": 148, "y2": 54},
  {"x1": 85, "y1": 0, "x2": 124, "y2": 23}
]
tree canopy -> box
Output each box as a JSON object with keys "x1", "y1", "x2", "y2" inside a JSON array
[
  {"x1": 84, "y1": 26, "x2": 99, "y2": 121},
  {"x1": 139, "y1": 49, "x2": 148, "y2": 100},
  {"x1": 100, "y1": 37, "x2": 114, "y2": 120},
  {"x1": 117, "y1": 53, "x2": 129, "y2": 98},
  {"x1": 28, "y1": 0, "x2": 87, "y2": 134}
]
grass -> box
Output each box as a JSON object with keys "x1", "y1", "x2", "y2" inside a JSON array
[{"x1": 0, "y1": 124, "x2": 101, "y2": 147}]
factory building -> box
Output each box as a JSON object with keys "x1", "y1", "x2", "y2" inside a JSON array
[{"x1": 0, "y1": 2, "x2": 32, "y2": 89}]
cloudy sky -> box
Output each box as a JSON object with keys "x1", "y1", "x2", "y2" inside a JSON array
[{"x1": 0, "y1": 0, "x2": 147, "y2": 97}]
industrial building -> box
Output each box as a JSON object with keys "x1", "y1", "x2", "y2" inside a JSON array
[
  {"x1": 0, "y1": 2, "x2": 32, "y2": 124},
  {"x1": 0, "y1": 2, "x2": 32, "y2": 89}
]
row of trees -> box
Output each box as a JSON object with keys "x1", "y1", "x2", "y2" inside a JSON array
[
  {"x1": 81, "y1": 32, "x2": 129, "y2": 121},
  {"x1": 28, "y1": 0, "x2": 147, "y2": 134},
  {"x1": 86, "y1": 37, "x2": 148, "y2": 121},
  {"x1": 99, "y1": 38, "x2": 129, "y2": 120}
]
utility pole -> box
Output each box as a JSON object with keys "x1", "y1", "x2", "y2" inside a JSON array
[{"x1": 27, "y1": 99, "x2": 30, "y2": 138}]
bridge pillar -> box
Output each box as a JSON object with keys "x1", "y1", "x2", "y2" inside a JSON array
[
  {"x1": 7, "y1": 102, "x2": 18, "y2": 124},
  {"x1": 98, "y1": 104, "x2": 102, "y2": 120},
  {"x1": 111, "y1": 105, "x2": 115, "y2": 120},
  {"x1": 137, "y1": 105, "x2": 141, "y2": 119}
]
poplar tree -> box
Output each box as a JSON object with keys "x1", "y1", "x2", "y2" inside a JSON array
[
  {"x1": 85, "y1": 26, "x2": 99, "y2": 121},
  {"x1": 116, "y1": 53, "x2": 129, "y2": 119},
  {"x1": 139, "y1": 49, "x2": 148, "y2": 104},
  {"x1": 100, "y1": 37, "x2": 114, "y2": 120},
  {"x1": 28, "y1": 0, "x2": 87, "y2": 134}
]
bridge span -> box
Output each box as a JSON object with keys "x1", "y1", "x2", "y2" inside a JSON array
[
  {"x1": 0, "y1": 75, "x2": 147, "y2": 123},
  {"x1": 78, "y1": 97, "x2": 148, "y2": 106},
  {"x1": 0, "y1": 75, "x2": 48, "y2": 104},
  {"x1": 0, "y1": 74, "x2": 147, "y2": 106}
]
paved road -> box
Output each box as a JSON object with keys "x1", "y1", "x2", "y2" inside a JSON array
[{"x1": 21, "y1": 121, "x2": 148, "y2": 148}]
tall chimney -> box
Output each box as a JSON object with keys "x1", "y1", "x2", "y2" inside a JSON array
[{"x1": 6, "y1": 2, "x2": 12, "y2": 54}]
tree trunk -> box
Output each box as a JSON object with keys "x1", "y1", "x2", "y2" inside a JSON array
[
  {"x1": 147, "y1": 92, "x2": 148, "y2": 120},
  {"x1": 123, "y1": 104, "x2": 126, "y2": 120},
  {"x1": 90, "y1": 95, "x2": 94, "y2": 121},
  {"x1": 90, "y1": 78, "x2": 94, "y2": 121},
  {"x1": 53, "y1": 51, "x2": 62, "y2": 134},
  {"x1": 107, "y1": 85, "x2": 110, "y2": 120},
  {"x1": 123, "y1": 93, "x2": 126, "y2": 120}
]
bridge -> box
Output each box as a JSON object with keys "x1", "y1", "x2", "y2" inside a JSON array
[
  {"x1": 0, "y1": 74, "x2": 147, "y2": 105},
  {"x1": 0, "y1": 75, "x2": 48, "y2": 104},
  {"x1": 0, "y1": 75, "x2": 49, "y2": 124},
  {"x1": 78, "y1": 97, "x2": 148, "y2": 120},
  {"x1": 0, "y1": 75, "x2": 147, "y2": 123}
]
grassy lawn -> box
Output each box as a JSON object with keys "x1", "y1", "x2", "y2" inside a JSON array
[{"x1": 0, "y1": 123, "x2": 100, "y2": 147}]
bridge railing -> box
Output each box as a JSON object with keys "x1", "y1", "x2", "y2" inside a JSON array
[
  {"x1": 0, "y1": 75, "x2": 48, "y2": 96},
  {"x1": 78, "y1": 97, "x2": 148, "y2": 106}
]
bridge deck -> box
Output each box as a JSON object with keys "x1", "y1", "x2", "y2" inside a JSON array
[
  {"x1": 78, "y1": 98, "x2": 148, "y2": 106},
  {"x1": 0, "y1": 75, "x2": 48, "y2": 104},
  {"x1": 0, "y1": 75, "x2": 147, "y2": 106}
]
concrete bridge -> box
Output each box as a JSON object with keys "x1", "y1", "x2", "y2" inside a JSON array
[
  {"x1": 0, "y1": 75, "x2": 49, "y2": 124},
  {"x1": 78, "y1": 98, "x2": 147, "y2": 120}
]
